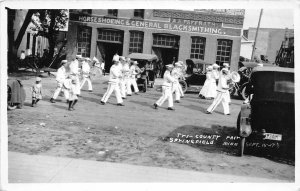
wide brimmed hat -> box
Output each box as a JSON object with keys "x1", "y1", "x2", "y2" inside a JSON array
[
  {"x1": 212, "y1": 63, "x2": 220, "y2": 68},
  {"x1": 76, "y1": 55, "x2": 82, "y2": 59},
  {"x1": 207, "y1": 66, "x2": 213, "y2": 71},
  {"x1": 36, "y1": 77, "x2": 42, "y2": 82},
  {"x1": 174, "y1": 62, "x2": 182, "y2": 67},
  {"x1": 223, "y1": 63, "x2": 230, "y2": 68}
]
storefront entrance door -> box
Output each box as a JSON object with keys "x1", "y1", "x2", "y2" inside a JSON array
[{"x1": 97, "y1": 42, "x2": 123, "y2": 73}]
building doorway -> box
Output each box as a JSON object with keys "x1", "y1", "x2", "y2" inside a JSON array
[
  {"x1": 97, "y1": 42, "x2": 123, "y2": 73},
  {"x1": 95, "y1": 28, "x2": 124, "y2": 73}
]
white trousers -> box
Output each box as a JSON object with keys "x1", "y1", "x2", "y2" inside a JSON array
[
  {"x1": 172, "y1": 82, "x2": 181, "y2": 101},
  {"x1": 101, "y1": 82, "x2": 123, "y2": 104},
  {"x1": 80, "y1": 76, "x2": 93, "y2": 91},
  {"x1": 207, "y1": 91, "x2": 230, "y2": 114},
  {"x1": 73, "y1": 76, "x2": 81, "y2": 95},
  {"x1": 120, "y1": 80, "x2": 127, "y2": 98},
  {"x1": 156, "y1": 86, "x2": 173, "y2": 108},
  {"x1": 178, "y1": 83, "x2": 184, "y2": 97},
  {"x1": 128, "y1": 78, "x2": 139, "y2": 94},
  {"x1": 52, "y1": 81, "x2": 69, "y2": 100}
]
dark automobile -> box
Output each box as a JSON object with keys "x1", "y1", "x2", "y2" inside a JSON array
[
  {"x1": 179, "y1": 59, "x2": 212, "y2": 93},
  {"x1": 7, "y1": 79, "x2": 26, "y2": 110},
  {"x1": 237, "y1": 66, "x2": 294, "y2": 160},
  {"x1": 128, "y1": 53, "x2": 158, "y2": 92}
]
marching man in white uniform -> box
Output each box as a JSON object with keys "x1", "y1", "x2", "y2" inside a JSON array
[
  {"x1": 100, "y1": 55, "x2": 124, "y2": 106},
  {"x1": 171, "y1": 62, "x2": 183, "y2": 103},
  {"x1": 223, "y1": 63, "x2": 231, "y2": 104},
  {"x1": 80, "y1": 57, "x2": 93, "y2": 92},
  {"x1": 206, "y1": 67, "x2": 231, "y2": 115},
  {"x1": 69, "y1": 55, "x2": 83, "y2": 96},
  {"x1": 50, "y1": 60, "x2": 70, "y2": 103},
  {"x1": 119, "y1": 56, "x2": 129, "y2": 99},
  {"x1": 128, "y1": 61, "x2": 139, "y2": 96},
  {"x1": 154, "y1": 64, "x2": 175, "y2": 110}
]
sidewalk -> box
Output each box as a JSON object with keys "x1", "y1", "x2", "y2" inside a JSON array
[{"x1": 8, "y1": 152, "x2": 288, "y2": 183}]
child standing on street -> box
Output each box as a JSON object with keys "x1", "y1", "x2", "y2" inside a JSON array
[
  {"x1": 64, "y1": 76, "x2": 79, "y2": 111},
  {"x1": 31, "y1": 77, "x2": 43, "y2": 107}
]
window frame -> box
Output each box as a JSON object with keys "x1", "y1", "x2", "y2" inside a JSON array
[
  {"x1": 107, "y1": 9, "x2": 118, "y2": 17},
  {"x1": 129, "y1": 30, "x2": 144, "y2": 54},
  {"x1": 190, "y1": 36, "x2": 206, "y2": 60},
  {"x1": 77, "y1": 26, "x2": 92, "y2": 57},
  {"x1": 215, "y1": 39, "x2": 233, "y2": 66},
  {"x1": 133, "y1": 9, "x2": 145, "y2": 19}
]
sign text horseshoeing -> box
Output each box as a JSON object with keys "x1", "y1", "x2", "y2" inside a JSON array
[{"x1": 70, "y1": 13, "x2": 242, "y2": 37}]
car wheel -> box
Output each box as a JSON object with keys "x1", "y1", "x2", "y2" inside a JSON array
[
  {"x1": 179, "y1": 80, "x2": 188, "y2": 93},
  {"x1": 241, "y1": 84, "x2": 250, "y2": 100}
]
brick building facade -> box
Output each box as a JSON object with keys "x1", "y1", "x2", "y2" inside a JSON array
[{"x1": 66, "y1": 9, "x2": 244, "y2": 72}]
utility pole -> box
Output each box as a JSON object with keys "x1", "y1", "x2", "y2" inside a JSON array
[{"x1": 251, "y1": 9, "x2": 263, "y2": 61}]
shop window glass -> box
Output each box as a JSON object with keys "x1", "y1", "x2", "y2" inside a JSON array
[
  {"x1": 216, "y1": 39, "x2": 232, "y2": 66},
  {"x1": 77, "y1": 26, "x2": 91, "y2": 57},
  {"x1": 190, "y1": 36, "x2": 206, "y2": 60},
  {"x1": 129, "y1": 31, "x2": 144, "y2": 53}
]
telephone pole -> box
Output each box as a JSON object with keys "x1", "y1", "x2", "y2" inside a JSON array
[{"x1": 251, "y1": 9, "x2": 263, "y2": 61}]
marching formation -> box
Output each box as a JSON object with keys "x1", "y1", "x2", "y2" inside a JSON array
[{"x1": 33, "y1": 54, "x2": 235, "y2": 115}]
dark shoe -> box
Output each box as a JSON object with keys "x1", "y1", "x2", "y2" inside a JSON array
[
  {"x1": 153, "y1": 103, "x2": 158, "y2": 109},
  {"x1": 117, "y1": 103, "x2": 124, "y2": 106},
  {"x1": 180, "y1": 96, "x2": 184, "y2": 98},
  {"x1": 175, "y1": 100, "x2": 180, "y2": 103},
  {"x1": 167, "y1": 107, "x2": 175, "y2": 111},
  {"x1": 134, "y1": 92, "x2": 139, "y2": 95},
  {"x1": 89, "y1": 90, "x2": 93, "y2": 92},
  {"x1": 50, "y1": 98, "x2": 55, "y2": 103},
  {"x1": 100, "y1": 101, "x2": 106, "y2": 105},
  {"x1": 122, "y1": 97, "x2": 126, "y2": 99},
  {"x1": 127, "y1": 94, "x2": 132, "y2": 96},
  {"x1": 206, "y1": 111, "x2": 212, "y2": 114},
  {"x1": 225, "y1": 113, "x2": 231, "y2": 115}
]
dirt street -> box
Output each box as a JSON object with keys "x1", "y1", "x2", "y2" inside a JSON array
[{"x1": 7, "y1": 72, "x2": 294, "y2": 182}]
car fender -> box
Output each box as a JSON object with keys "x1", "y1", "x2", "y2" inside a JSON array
[{"x1": 239, "y1": 103, "x2": 252, "y2": 137}]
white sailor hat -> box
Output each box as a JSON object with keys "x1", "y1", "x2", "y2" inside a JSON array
[
  {"x1": 112, "y1": 54, "x2": 119, "y2": 62},
  {"x1": 221, "y1": 67, "x2": 229, "y2": 73},
  {"x1": 212, "y1": 63, "x2": 220, "y2": 68},
  {"x1": 93, "y1": 57, "x2": 100, "y2": 63},
  {"x1": 207, "y1": 66, "x2": 213, "y2": 71},
  {"x1": 174, "y1": 62, "x2": 182, "y2": 67},
  {"x1": 119, "y1": 56, "x2": 126, "y2": 61},
  {"x1": 223, "y1": 63, "x2": 230, "y2": 68},
  {"x1": 76, "y1": 55, "x2": 82, "y2": 59},
  {"x1": 36, "y1": 77, "x2": 42, "y2": 82},
  {"x1": 133, "y1": 61, "x2": 138, "y2": 65},
  {"x1": 166, "y1": 64, "x2": 174, "y2": 68}
]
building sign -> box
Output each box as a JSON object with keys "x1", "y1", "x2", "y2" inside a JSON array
[
  {"x1": 170, "y1": 18, "x2": 222, "y2": 28},
  {"x1": 153, "y1": 10, "x2": 244, "y2": 25},
  {"x1": 70, "y1": 13, "x2": 242, "y2": 37},
  {"x1": 195, "y1": 9, "x2": 245, "y2": 16}
]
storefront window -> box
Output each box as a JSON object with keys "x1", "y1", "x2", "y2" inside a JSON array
[
  {"x1": 77, "y1": 26, "x2": 92, "y2": 57},
  {"x1": 216, "y1": 39, "x2": 232, "y2": 66},
  {"x1": 153, "y1": 34, "x2": 179, "y2": 48},
  {"x1": 129, "y1": 31, "x2": 144, "y2": 53},
  {"x1": 190, "y1": 37, "x2": 206, "y2": 60},
  {"x1": 134, "y1": 9, "x2": 144, "y2": 19},
  {"x1": 108, "y1": 9, "x2": 118, "y2": 17},
  {"x1": 98, "y1": 29, "x2": 123, "y2": 43}
]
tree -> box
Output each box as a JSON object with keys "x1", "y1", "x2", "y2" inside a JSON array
[{"x1": 30, "y1": 9, "x2": 68, "y2": 66}]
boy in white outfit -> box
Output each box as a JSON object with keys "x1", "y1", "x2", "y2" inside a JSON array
[
  {"x1": 154, "y1": 64, "x2": 175, "y2": 110},
  {"x1": 100, "y1": 55, "x2": 124, "y2": 106},
  {"x1": 206, "y1": 68, "x2": 231, "y2": 115},
  {"x1": 171, "y1": 62, "x2": 183, "y2": 103},
  {"x1": 80, "y1": 57, "x2": 93, "y2": 92},
  {"x1": 128, "y1": 61, "x2": 139, "y2": 95},
  {"x1": 50, "y1": 60, "x2": 69, "y2": 103}
]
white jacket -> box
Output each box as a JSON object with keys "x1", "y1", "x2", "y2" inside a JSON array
[
  {"x1": 162, "y1": 70, "x2": 175, "y2": 87},
  {"x1": 56, "y1": 66, "x2": 67, "y2": 83},
  {"x1": 217, "y1": 73, "x2": 229, "y2": 93},
  {"x1": 171, "y1": 67, "x2": 182, "y2": 82},
  {"x1": 108, "y1": 64, "x2": 122, "y2": 84},
  {"x1": 69, "y1": 60, "x2": 80, "y2": 75}
]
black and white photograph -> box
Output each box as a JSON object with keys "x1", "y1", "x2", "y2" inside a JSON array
[{"x1": 0, "y1": 1, "x2": 299, "y2": 191}]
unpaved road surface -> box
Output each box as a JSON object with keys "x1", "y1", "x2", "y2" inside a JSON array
[{"x1": 7, "y1": 72, "x2": 294, "y2": 182}]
